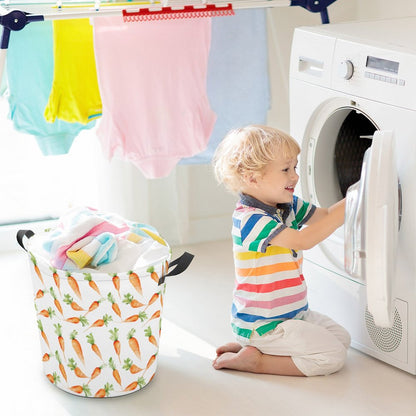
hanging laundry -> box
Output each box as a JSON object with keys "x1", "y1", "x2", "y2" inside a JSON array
[
  {"x1": 180, "y1": 9, "x2": 270, "y2": 165},
  {"x1": 93, "y1": 16, "x2": 216, "y2": 179},
  {"x1": 44, "y1": 19, "x2": 102, "y2": 124},
  {"x1": 6, "y1": 21, "x2": 95, "y2": 155}
]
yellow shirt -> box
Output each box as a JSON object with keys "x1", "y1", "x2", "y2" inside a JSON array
[{"x1": 44, "y1": 19, "x2": 102, "y2": 125}]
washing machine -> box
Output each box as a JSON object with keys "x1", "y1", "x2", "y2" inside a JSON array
[{"x1": 289, "y1": 16, "x2": 416, "y2": 374}]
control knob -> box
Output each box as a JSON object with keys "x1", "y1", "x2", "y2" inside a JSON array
[{"x1": 338, "y1": 60, "x2": 354, "y2": 80}]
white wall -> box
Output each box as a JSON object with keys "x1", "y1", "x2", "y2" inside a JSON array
[{"x1": 99, "y1": 0, "x2": 416, "y2": 247}]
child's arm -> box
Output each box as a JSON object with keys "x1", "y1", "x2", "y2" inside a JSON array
[{"x1": 270, "y1": 199, "x2": 345, "y2": 251}]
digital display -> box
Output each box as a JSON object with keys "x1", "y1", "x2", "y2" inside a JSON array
[{"x1": 366, "y1": 56, "x2": 399, "y2": 74}]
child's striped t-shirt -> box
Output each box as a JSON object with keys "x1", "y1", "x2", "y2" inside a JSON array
[{"x1": 231, "y1": 194, "x2": 316, "y2": 339}]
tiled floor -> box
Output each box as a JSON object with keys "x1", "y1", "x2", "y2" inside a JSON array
[{"x1": 1, "y1": 239, "x2": 415, "y2": 415}]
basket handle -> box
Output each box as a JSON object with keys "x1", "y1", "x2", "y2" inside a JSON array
[
  {"x1": 16, "y1": 229, "x2": 35, "y2": 251},
  {"x1": 159, "y1": 251, "x2": 194, "y2": 285}
]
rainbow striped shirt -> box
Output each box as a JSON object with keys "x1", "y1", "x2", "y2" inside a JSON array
[{"x1": 231, "y1": 194, "x2": 316, "y2": 338}]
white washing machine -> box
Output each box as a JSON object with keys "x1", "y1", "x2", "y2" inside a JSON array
[{"x1": 289, "y1": 17, "x2": 416, "y2": 374}]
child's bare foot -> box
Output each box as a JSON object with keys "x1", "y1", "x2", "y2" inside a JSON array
[
  {"x1": 213, "y1": 346, "x2": 262, "y2": 373},
  {"x1": 215, "y1": 342, "x2": 242, "y2": 356}
]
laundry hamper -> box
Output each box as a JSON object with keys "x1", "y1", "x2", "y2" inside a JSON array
[{"x1": 17, "y1": 229, "x2": 193, "y2": 398}]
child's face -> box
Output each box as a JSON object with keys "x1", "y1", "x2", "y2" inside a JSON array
[{"x1": 247, "y1": 154, "x2": 299, "y2": 206}]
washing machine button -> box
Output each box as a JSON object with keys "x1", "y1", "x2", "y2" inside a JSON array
[{"x1": 338, "y1": 60, "x2": 354, "y2": 80}]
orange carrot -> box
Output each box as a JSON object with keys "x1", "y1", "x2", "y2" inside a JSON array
[
  {"x1": 38, "y1": 309, "x2": 50, "y2": 318},
  {"x1": 147, "y1": 266, "x2": 159, "y2": 284},
  {"x1": 70, "y1": 330, "x2": 85, "y2": 366},
  {"x1": 46, "y1": 373, "x2": 55, "y2": 384},
  {"x1": 123, "y1": 315, "x2": 139, "y2": 323},
  {"x1": 128, "y1": 271, "x2": 142, "y2": 295},
  {"x1": 107, "y1": 292, "x2": 121, "y2": 318},
  {"x1": 111, "y1": 274, "x2": 121, "y2": 297},
  {"x1": 70, "y1": 385, "x2": 83, "y2": 394},
  {"x1": 42, "y1": 353, "x2": 50, "y2": 362},
  {"x1": 109, "y1": 328, "x2": 121, "y2": 362},
  {"x1": 30, "y1": 252, "x2": 44, "y2": 284},
  {"x1": 66, "y1": 317, "x2": 80, "y2": 324},
  {"x1": 66, "y1": 272, "x2": 82, "y2": 300},
  {"x1": 50, "y1": 267, "x2": 61, "y2": 295},
  {"x1": 94, "y1": 383, "x2": 113, "y2": 397},
  {"x1": 84, "y1": 314, "x2": 112, "y2": 332},
  {"x1": 63, "y1": 294, "x2": 85, "y2": 312},
  {"x1": 83, "y1": 273, "x2": 102, "y2": 296},
  {"x1": 123, "y1": 381, "x2": 138, "y2": 392},
  {"x1": 127, "y1": 329, "x2": 141, "y2": 360},
  {"x1": 37, "y1": 320, "x2": 50, "y2": 349},
  {"x1": 123, "y1": 293, "x2": 144, "y2": 308},
  {"x1": 144, "y1": 327, "x2": 158, "y2": 347},
  {"x1": 143, "y1": 310, "x2": 161, "y2": 325},
  {"x1": 108, "y1": 357, "x2": 122, "y2": 386},
  {"x1": 89, "y1": 365, "x2": 103, "y2": 382},
  {"x1": 86, "y1": 333, "x2": 103, "y2": 360},
  {"x1": 68, "y1": 358, "x2": 88, "y2": 378},
  {"x1": 85, "y1": 299, "x2": 102, "y2": 316},
  {"x1": 123, "y1": 358, "x2": 142, "y2": 374},
  {"x1": 55, "y1": 351, "x2": 67, "y2": 382},
  {"x1": 49, "y1": 288, "x2": 63, "y2": 316},
  {"x1": 146, "y1": 354, "x2": 157, "y2": 370},
  {"x1": 145, "y1": 293, "x2": 159, "y2": 310},
  {"x1": 54, "y1": 323, "x2": 66, "y2": 360},
  {"x1": 35, "y1": 289, "x2": 44, "y2": 299}
]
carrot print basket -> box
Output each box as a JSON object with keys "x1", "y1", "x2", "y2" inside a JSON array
[{"x1": 17, "y1": 229, "x2": 193, "y2": 398}]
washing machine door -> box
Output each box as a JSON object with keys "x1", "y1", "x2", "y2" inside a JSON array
[{"x1": 345, "y1": 130, "x2": 399, "y2": 327}]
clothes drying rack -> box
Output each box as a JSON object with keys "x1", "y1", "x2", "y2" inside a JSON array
[{"x1": 0, "y1": 0, "x2": 337, "y2": 86}]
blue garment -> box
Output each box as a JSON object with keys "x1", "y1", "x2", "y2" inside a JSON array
[
  {"x1": 180, "y1": 9, "x2": 270, "y2": 165},
  {"x1": 6, "y1": 21, "x2": 95, "y2": 155}
]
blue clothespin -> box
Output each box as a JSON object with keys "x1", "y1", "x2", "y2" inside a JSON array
[{"x1": 291, "y1": 0, "x2": 338, "y2": 24}]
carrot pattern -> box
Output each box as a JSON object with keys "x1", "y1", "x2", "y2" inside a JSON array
[
  {"x1": 68, "y1": 358, "x2": 88, "y2": 379},
  {"x1": 55, "y1": 351, "x2": 68, "y2": 383},
  {"x1": 86, "y1": 333, "x2": 103, "y2": 361},
  {"x1": 46, "y1": 372, "x2": 61, "y2": 385},
  {"x1": 144, "y1": 292, "x2": 159, "y2": 310},
  {"x1": 30, "y1": 252, "x2": 44, "y2": 284},
  {"x1": 84, "y1": 314, "x2": 112, "y2": 332},
  {"x1": 144, "y1": 327, "x2": 158, "y2": 347},
  {"x1": 108, "y1": 357, "x2": 122, "y2": 386},
  {"x1": 50, "y1": 267, "x2": 61, "y2": 295},
  {"x1": 123, "y1": 377, "x2": 146, "y2": 392},
  {"x1": 37, "y1": 320, "x2": 50, "y2": 349},
  {"x1": 127, "y1": 329, "x2": 141, "y2": 360},
  {"x1": 109, "y1": 328, "x2": 121, "y2": 363},
  {"x1": 54, "y1": 323, "x2": 66, "y2": 360},
  {"x1": 83, "y1": 273, "x2": 102, "y2": 296},
  {"x1": 107, "y1": 292, "x2": 122, "y2": 318},
  {"x1": 123, "y1": 358, "x2": 142, "y2": 374},
  {"x1": 94, "y1": 383, "x2": 113, "y2": 398},
  {"x1": 70, "y1": 330, "x2": 85, "y2": 366},
  {"x1": 49, "y1": 288, "x2": 63, "y2": 316},
  {"x1": 111, "y1": 273, "x2": 121, "y2": 298},
  {"x1": 147, "y1": 266, "x2": 159, "y2": 284},
  {"x1": 69, "y1": 384, "x2": 91, "y2": 397},
  {"x1": 63, "y1": 294, "x2": 85, "y2": 312},
  {"x1": 123, "y1": 293, "x2": 144, "y2": 308},
  {"x1": 128, "y1": 271, "x2": 142, "y2": 295},
  {"x1": 66, "y1": 272, "x2": 82, "y2": 300}
]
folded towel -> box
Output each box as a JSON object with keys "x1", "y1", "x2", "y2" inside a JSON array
[{"x1": 43, "y1": 207, "x2": 167, "y2": 270}]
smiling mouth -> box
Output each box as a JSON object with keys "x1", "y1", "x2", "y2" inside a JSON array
[{"x1": 285, "y1": 186, "x2": 295, "y2": 192}]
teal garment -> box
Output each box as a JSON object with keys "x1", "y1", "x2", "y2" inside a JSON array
[{"x1": 6, "y1": 21, "x2": 95, "y2": 155}]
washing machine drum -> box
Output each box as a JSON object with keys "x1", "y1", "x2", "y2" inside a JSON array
[{"x1": 334, "y1": 111, "x2": 376, "y2": 197}]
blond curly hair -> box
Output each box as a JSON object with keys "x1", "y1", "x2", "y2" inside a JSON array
[{"x1": 213, "y1": 125, "x2": 301, "y2": 194}]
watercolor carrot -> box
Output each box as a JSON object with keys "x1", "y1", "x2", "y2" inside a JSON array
[
  {"x1": 37, "y1": 319, "x2": 50, "y2": 349},
  {"x1": 86, "y1": 333, "x2": 103, "y2": 361},
  {"x1": 69, "y1": 384, "x2": 91, "y2": 397},
  {"x1": 108, "y1": 357, "x2": 122, "y2": 387},
  {"x1": 68, "y1": 358, "x2": 88, "y2": 379},
  {"x1": 46, "y1": 372, "x2": 61, "y2": 385},
  {"x1": 63, "y1": 294, "x2": 85, "y2": 312},
  {"x1": 107, "y1": 292, "x2": 121, "y2": 319},
  {"x1": 147, "y1": 266, "x2": 159, "y2": 284},
  {"x1": 30, "y1": 252, "x2": 44, "y2": 284},
  {"x1": 84, "y1": 314, "x2": 112, "y2": 332},
  {"x1": 70, "y1": 330, "x2": 85, "y2": 366},
  {"x1": 42, "y1": 353, "x2": 50, "y2": 362},
  {"x1": 123, "y1": 376, "x2": 146, "y2": 393},
  {"x1": 111, "y1": 273, "x2": 121, "y2": 298},
  {"x1": 35, "y1": 289, "x2": 44, "y2": 299},
  {"x1": 38, "y1": 307, "x2": 55, "y2": 319},
  {"x1": 94, "y1": 382, "x2": 114, "y2": 398},
  {"x1": 85, "y1": 299, "x2": 103, "y2": 316},
  {"x1": 122, "y1": 315, "x2": 139, "y2": 323},
  {"x1": 109, "y1": 328, "x2": 121, "y2": 363},
  {"x1": 49, "y1": 287, "x2": 63, "y2": 316},
  {"x1": 66, "y1": 271, "x2": 82, "y2": 300},
  {"x1": 145, "y1": 354, "x2": 157, "y2": 371},
  {"x1": 144, "y1": 327, "x2": 158, "y2": 347},
  {"x1": 144, "y1": 293, "x2": 160, "y2": 311},
  {"x1": 55, "y1": 350, "x2": 67, "y2": 383},
  {"x1": 122, "y1": 358, "x2": 143, "y2": 375},
  {"x1": 142, "y1": 310, "x2": 161, "y2": 326},
  {"x1": 54, "y1": 323, "x2": 66, "y2": 360},
  {"x1": 89, "y1": 365, "x2": 105, "y2": 384},
  {"x1": 66, "y1": 316, "x2": 89, "y2": 326},
  {"x1": 128, "y1": 271, "x2": 142, "y2": 295},
  {"x1": 83, "y1": 273, "x2": 102, "y2": 296},
  {"x1": 50, "y1": 267, "x2": 61, "y2": 295},
  {"x1": 123, "y1": 293, "x2": 144, "y2": 309},
  {"x1": 127, "y1": 329, "x2": 141, "y2": 360}
]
